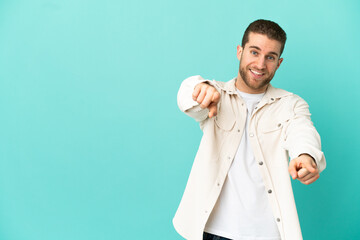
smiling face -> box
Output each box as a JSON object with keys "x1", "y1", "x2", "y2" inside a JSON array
[{"x1": 236, "y1": 32, "x2": 284, "y2": 93}]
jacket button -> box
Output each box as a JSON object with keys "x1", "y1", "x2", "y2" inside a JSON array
[
  {"x1": 276, "y1": 218, "x2": 281, "y2": 222},
  {"x1": 271, "y1": 98, "x2": 274, "y2": 101},
  {"x1": 277, "y1": 123, "x2": 282, "y2": 127},
  {"x1": 268, "y1": 189, "x2": 272, "y2": 194},
  {"x1": 259, "y1": 161, "x2": 263, "y2": 165}
]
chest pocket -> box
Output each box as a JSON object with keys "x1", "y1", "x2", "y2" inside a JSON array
[
  {"x1": 261, "y1": 118, "x2": 289, "y2": 133},
  {"x1": 258, "y1": 105, "x2": 293, "y2": 134},
  {"x1": 214, "y1": 101, "x2": 236, "y2": 131}
]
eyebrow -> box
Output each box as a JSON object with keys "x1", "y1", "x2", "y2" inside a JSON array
[{"x1": 249, "y1": 46, "x2": 279, "y2": 57}]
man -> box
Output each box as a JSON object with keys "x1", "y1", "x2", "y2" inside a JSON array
[{"x1": 173, "y1": 19, "x2": 326, "y2": 240}]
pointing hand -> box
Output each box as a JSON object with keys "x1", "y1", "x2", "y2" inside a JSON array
[
  {"x1": 192, "y1": 83, "x2": 221, "y2": 118},
  {"x1": 288, "y1": 154, "x2": 320, "y2": 185}
]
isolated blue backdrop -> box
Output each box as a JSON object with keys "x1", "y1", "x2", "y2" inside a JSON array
[{"x1": 0, "y1": 0, "x2": 359, "y2": 239}]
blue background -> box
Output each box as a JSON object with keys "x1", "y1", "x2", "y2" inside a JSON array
[{"x1": 0, "y1": 0, "x2": 359, "y2": 239}]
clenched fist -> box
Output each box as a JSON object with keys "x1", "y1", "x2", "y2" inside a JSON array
[{"x1": 192, "y1": 83, "x2": 221, "y2": 118}]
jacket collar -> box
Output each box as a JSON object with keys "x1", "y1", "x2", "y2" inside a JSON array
[{"x1": 215, "y1": 77, "x2": 292, "y2": 102}]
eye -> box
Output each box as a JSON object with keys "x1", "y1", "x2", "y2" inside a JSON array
[
  {"x1": 267, "y1": 56, "x2": 275, "y2": 60},
  {"x1": 251, "y1": 51, "x2": 258, "y2": 55}
]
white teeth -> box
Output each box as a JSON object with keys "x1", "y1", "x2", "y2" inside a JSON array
[{"x1": 250, "y1": 69, "x2": 263, "y2": 76}]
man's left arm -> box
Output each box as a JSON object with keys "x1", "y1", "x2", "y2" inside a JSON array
[{"x1": 283, "y1": 95, "x2": 326, "y2": 185}]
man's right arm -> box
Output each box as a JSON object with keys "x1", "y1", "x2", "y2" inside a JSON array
[{"x1": 177, "y1": 75, "x2": 220, "y2": 122}]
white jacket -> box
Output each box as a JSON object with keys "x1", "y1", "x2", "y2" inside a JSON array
[{"x1": 173, "y1": 75, "x2": 326, "y2": 240}]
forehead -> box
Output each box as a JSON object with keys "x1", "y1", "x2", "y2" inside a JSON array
[{"x1": 245, "y1": 32, "x2": 282, "y2": 55}]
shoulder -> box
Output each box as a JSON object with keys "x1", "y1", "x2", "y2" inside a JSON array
[
  {"x1": 283, "y1": 94, "x2": 309, "y2": 109},
  {"x1": 269, "y1": 85, "x2": 308, "y2": 107},
  {"x1": 275, "y1": 90, "x2": 310, "y2": 116}
]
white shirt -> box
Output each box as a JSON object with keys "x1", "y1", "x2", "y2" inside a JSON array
[{"x1": 205, "y1": 90, "x2": 280, "y2": 240}]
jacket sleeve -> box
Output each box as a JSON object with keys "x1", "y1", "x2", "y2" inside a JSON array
[
  {"x1": 177, "y1": 75, "x2": 217, "y2": 122},
  {"x1": 283, "y1": 95, "x2": 326, "y2": 173}
]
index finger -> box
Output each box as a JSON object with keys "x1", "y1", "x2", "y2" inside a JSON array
[
  {"x1": 288, "y1": 160, "x2": 298, "y2": 179},
  {"x1": 192, "y1": 84, "x2": 202, "y2": 101}
]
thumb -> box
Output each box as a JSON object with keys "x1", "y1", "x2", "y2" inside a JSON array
[
  {"x1": 208, "y1": 103, "x2": 217, "y2": 118},
  {"x1": 288, "y1": 160, "x2": 298, "y2": 180}
]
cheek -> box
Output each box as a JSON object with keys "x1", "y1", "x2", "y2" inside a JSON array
[
  {"x1": 240, "y1": 54, "x2": 252, "y2": 65},
  {"x1": 239, "y1": 61, "x2": 247, "y2": 70},
  {"x1": 268, "y1": 64, "x2": 279, "y2": 72},
  {"x1": 241, "y1": 59, "x2": 252, "y2": 69}
]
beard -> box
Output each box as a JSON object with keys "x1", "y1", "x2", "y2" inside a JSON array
[{"x1": 239, "y1": 63, "x2": 275, "y2": 92}]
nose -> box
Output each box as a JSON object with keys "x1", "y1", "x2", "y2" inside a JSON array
[{"x1": 255, "y1": 57, "x2": 266, "y2": 70}]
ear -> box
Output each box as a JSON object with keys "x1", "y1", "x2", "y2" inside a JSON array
[
  {"x1": 236, "y1": 45, "x2": 243, "y2": 61},
  {"x1": 276, "y1": 57, "x2": 284, "y2": 70}
]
